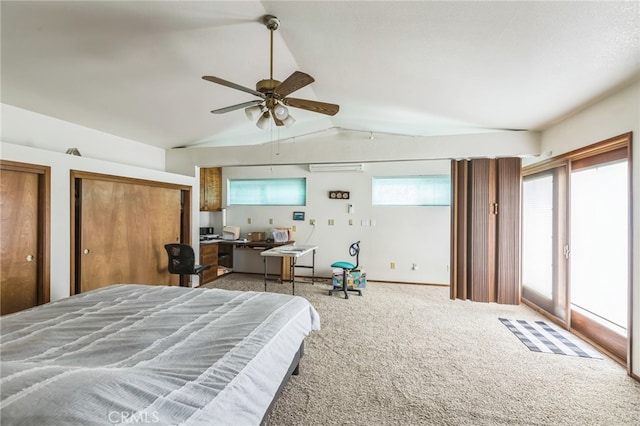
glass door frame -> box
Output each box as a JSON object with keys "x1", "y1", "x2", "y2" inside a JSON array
[
  {"x1": 521, "y1": 132, "x2": 633, "y2": 368},
  {"x1": 521, "y1": 166, "x2": 569, "y2": 325}
]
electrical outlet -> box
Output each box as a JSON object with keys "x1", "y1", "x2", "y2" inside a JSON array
[
  {"x1": 412, "y1": 263, "x2": 418, "y2": 271},
  {"x1": 328, "y1": 219, "x2": 335, "y2": 225},
  {"x1": 390, "y1": 262, "x2": 396, "y2": 269},
  {"x1": 310, "y1": 219, "x2": 316, "y2": 226}
]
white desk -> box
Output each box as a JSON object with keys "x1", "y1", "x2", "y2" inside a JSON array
[{"x1": 260, "y1": 244, "x2": 317, "y2": 294}]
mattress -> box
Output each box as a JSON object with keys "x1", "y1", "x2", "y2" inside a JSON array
[{"x1": 0, "y1": 284, "x2": 320, "y2": 425}]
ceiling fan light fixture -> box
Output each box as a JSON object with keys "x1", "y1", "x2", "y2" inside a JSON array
[
  {"x1": 245, "y1": 104, "x2": 263, "y2": 120},
  {"x1": 256, "y1": 111, "x2": 271, "y2": 129},
  {"x1": 273, "y1": 103, "x2": 289, "y2": 120},
  {"x1": 282, "y1": 114, "x2": 296, "y2": 128}
]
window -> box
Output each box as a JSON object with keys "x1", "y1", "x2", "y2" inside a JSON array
[
  {"x1": 372, "y1": 175, "x2": 451, "y2": 206},
  {"x1": 228, "y1": 178, "x2": 306, "y2": 206}
]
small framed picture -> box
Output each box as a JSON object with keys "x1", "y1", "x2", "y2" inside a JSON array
[{"x1": 292, "y1": 211, "x2": 305, "y2": 221}]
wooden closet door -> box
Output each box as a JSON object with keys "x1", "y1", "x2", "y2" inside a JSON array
[
  {"x1": 79, "y1": 179, "x2": 181, "y2": 292},
  {"x1": 1, "y1": 169, "x2": 39, "y2": 314}
]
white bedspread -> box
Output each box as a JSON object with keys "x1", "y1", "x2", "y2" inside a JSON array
[{"x1": 0, "y1": 284, "x2": 320, "y2": 425}]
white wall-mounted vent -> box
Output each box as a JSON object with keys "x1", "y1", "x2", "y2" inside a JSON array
[{"x1": 309, "y1": 163, "x2": 365, "y2": 173}]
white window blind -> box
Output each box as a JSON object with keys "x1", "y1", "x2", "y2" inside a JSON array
[
  {"x1": 372, "y1": 175, "x2": 451, "y2": 206},
  {"x1": 228, "y1": 178, "x2": 306, "y2": 206}
]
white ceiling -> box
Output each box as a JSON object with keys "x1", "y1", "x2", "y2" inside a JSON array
[{"x1": 2, "y1": 1, "x2": 639, "y2": 150}]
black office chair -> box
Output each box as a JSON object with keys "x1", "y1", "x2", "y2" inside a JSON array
[
  {"x1": 329, "y1": 241, "x2": 363, "y2": 299},
  {"x1": 164, "y1": 244, "x2": 211, "y2": 286}
]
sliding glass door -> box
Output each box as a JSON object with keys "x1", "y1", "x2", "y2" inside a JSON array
[
  {"x1": 521, "y1": 134, "x2": 631, "y2": 365},
  {"x1": 570, "y1": 159, "x2": 628, "y2": 335},
  {"x1": 522, "y1": 167, "x2": 567, "y2": 321}
]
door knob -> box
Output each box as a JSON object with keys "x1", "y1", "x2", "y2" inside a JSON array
[
  {"x1": 83, "y1": 249, "x2": 90, "y2": 255},
  {"x1": 26, "y1": 254, "x2": 35, "y2": 262}
]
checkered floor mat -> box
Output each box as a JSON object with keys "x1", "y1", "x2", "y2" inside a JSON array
[{"x1": 499, "y1": 318, "x2": 602, "y2": 359}]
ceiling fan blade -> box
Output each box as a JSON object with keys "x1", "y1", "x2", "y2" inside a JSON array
[
  {"x1": 202, "y1": 76, "x2": 265, "y2": 98},
  {"x1": 284, "y1": 98, "x2": 339, "y2": 116},
  {"x1": 210, "y1": 100, "x2": 263, "y2": 114},
  {"x1": 274, "y1": 71, "x2": 315, "y2": 98}
]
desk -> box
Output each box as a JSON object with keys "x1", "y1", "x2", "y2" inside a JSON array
[
  {"x1": 260, "y1": 245, "x2": 317, "y2": 294},
  {"x1": 200, "y1": 240, "x2": 294, "y2": 284}
]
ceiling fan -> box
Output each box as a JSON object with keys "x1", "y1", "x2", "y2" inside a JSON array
[{"x1": 202, "y1": 15, "x2": 339, "y2": 129}]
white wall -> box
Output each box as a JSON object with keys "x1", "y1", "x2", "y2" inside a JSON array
[
  {"x1": 217, "y1": 160, "x2": 451, "y2": 284},
  {"x1": 533, "y1": 80, "x2": 640, "y2": 378},
  {"x1": 1, "y1": 104, "x2": 166, "y2": 171}
]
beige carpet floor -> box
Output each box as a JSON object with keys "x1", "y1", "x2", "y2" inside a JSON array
[{"x1": 205, "y1": 274, "x2": 640, "y2": 426}]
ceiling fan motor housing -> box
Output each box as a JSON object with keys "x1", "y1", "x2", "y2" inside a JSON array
[
  {"x1": 256, "y1": 79, "x2": 282, "y2": 110},
  {"x1": 256, "y1": 79, "x2": 281, "y2": 94}
]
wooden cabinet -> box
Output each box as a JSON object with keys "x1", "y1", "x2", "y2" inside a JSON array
[
  {"x1": 200, "y1": 167, "x2": 222, "y2": 211},
  {"x1": 450, "y1": 158, "x2": 521, "y2": 305},
  {"x1": 200, "y1": 243, "x2": 219, "y2": 284},
  {"x1": 217, "y1": 243, "x2": 233, "y2": 269}
]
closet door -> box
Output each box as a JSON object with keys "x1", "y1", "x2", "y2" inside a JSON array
[
  {"x1": 77, "y1": 178, "x2": 181, "y2": 293},
  {"x1": 0, "y1": 162, "x2": 50, "y2": 315}
]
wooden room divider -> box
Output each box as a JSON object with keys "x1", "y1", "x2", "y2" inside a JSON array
[{"x1": 450, "y1": 158, "x2": 521, "y2": 305}]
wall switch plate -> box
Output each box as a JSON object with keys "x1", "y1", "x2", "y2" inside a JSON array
[
  {"x1": 390, "y1": 262, "x2": 396, "y2": 269},
  {"x1": 291, "y1": 225, "x2": 296, "y2": 232},
  {"x1": 310, "y1": 219, "x2": 316, "y2": 226},
  {"x1": 328, "y1": 219, "x2": 335, "y2": 225},
  {"x1": 247, "y1": 218, "x2": 252, "y2": 224},
  {"x1": 269, "y1": 218, "x2": 273, "y2": 225},
  {"x1": 349, "y1": 219, "x2": 353, "y2": 225}
]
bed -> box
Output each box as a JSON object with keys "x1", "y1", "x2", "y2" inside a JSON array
[{"x1": 0, "y1": 284, "x2": 320, "y2": 425}]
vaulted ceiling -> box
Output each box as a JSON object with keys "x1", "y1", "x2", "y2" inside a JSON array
[{"x1": 1, "y1": 1, "x2": 638, "y2": 150}]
